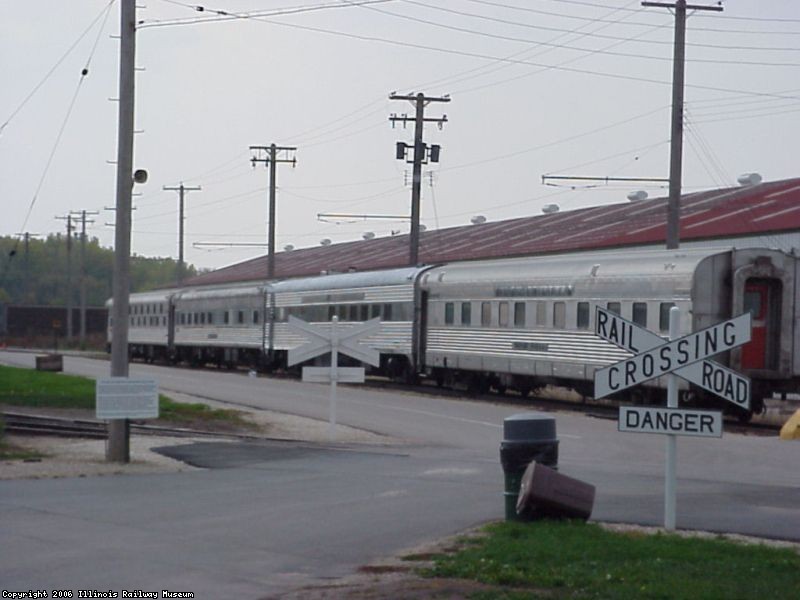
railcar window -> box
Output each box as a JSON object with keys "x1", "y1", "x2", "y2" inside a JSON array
[
  {"x1": 461, "y1": 302, "x2": 471, "y2": 326},
  {"x1": 607, "y1": 302, "x2": 621, "y2": 315},
  {"x1": 744, "y1": 291, "x2": 762, "y2": 318},
  {"x1": 499, "y1": 302, "x2": 509, "y2": 327},
  {"x1": 223, "y1": 311, "x2": 229, "y2": 325},
  {"x1": 633, "y1": 303, "x2": 648, "y2": 327},
  {"x1": 577, "y1": 302, "x2": 590, "y2": 329},
  {"x1": 481, "y1": 302, "x2": 491, "y2": 327},
  {"x1": 349, "y1": 305, "x2": 359, "y2": 321},
  {"x1": 514, "y1": 302, "x2": 525, "y2": 328},
  {"x1": 200, "y1": 313, "x2": 206, "y2": 325},
  {"x1": 162, "y1": 316, "x2": 167, "y2": 327},
  {"x1": 445, "y1": 302, "x2": 454, "y2": 325},
  {"x1": 535, "y1": 302, "x2": 547, "y2": 326},
  {"x1": 237, "y1": 310, "x2": 244, "y2": 324},
  {"x1": 253, "y1": 310, "x2": 259, "y2": 324},
  {"x1": 207, "y1": 312, "x2": 213, "y2": 324},
  {"x1": 360, "y1": 305, "x2": 369, "y2": 321},
  {"x1": 382, "y1": 304, "x2": 393, "y2": 321},
  {"x1": 659, "y1": 302, "x2": 675, "y2": 332},
  {"x1": 370, "y1": 304, "x2": 381, "y2": 319},
  {"x1": 337, "y1": 305, "x2": 347, "y2": 321},
  {"x1": 554, "y1": 302, "x2": 566, "y2": 329}
]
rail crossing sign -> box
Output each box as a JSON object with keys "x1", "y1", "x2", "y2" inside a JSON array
[
  {"x1": 286, "y1": 316, "x2": 380, "y2": 441},
  {"x1": 287, "y1": 316, "x2": 380, "y2": 369},
  {"x1": 593, "y1": 307, "x2": 752, "y2": 410}
]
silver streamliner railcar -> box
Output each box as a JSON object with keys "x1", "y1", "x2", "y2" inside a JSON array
[{"x1": 418, "y1": 246, "x2": 799, "y2": 416}]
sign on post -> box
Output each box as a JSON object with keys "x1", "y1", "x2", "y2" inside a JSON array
[
  {"x1": 96, "y1": 378, "x2": 159, "y2": 420},
  {"x1": 618, "y1": 406, "x2": 723, "y2": 438},
  {"x1": 286, "y1": 316, "x2": 381, "y2": 441},
  {"x1": 594, "y1": 308, "x2": 751, "y2": 410}
]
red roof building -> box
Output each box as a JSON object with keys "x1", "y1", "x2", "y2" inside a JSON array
[{"x1": 184, "y1": 177, "x2": 800, "y2": 287}]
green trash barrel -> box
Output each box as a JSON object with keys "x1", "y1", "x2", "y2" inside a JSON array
[{"x1": 500, "y1": 413, "x2": 559, "y2": 521}]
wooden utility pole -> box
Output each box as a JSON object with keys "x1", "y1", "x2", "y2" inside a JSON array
[
  {"x1": 389, "y1": 92, "x2": 449, "y2": 266},
  {"x1": 163, "y1": 183, "x2": 201, "y2": 284},
  {"x1": 108, "y1": 0, "x2": 137, "y2": 463},
  {"x1": 249, "y1": 144, "x2": 297, "y2": 281},
  {"x1": 71, "y1": 210, "x2": 98, "y2": 345},
  {"x1": 55, "y1": 214, "x2": 75, "y2": 342},
  {"x1": 642, "y1": 1, "x2": 723, "y2": 249},
  {"x1": 250, "y1": 144, "x2": 296, "y2": 367}
]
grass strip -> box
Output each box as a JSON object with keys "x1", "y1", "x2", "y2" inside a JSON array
[
  {"x1": 424, "y1": 520, "x2": 800, "y2": 599},
  {"x1": 0, "y1": 364, "x2": 250, "y2": 428}
]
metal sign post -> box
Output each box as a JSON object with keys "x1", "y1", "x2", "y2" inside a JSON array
[
  {"x1": 287, "y1": 315, "x2": 380, "y2": 441},
  {"x1": 665, "y1": 306, "x2": 679, "y2": 530},
  {"x1": 593, "y1": 305, "x2": 752, "y2": 531}
]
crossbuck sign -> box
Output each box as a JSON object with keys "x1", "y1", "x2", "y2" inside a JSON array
[
  {"x1": 593, "y1": 307, "x2": 752, "y2": 410},
  {"x1": 287, "y1": 315, "x2": 380, "y2": 441}
]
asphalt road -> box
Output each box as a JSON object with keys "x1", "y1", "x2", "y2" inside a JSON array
[{"x1": 2, "y1": 351, "x2": 799, "y2": 598}]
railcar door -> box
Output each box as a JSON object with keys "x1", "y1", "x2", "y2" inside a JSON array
[{"x1": 741, "y1": 279, "x2": 781, "y2": 370}]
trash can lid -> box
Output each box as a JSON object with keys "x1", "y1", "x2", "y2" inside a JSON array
[{"x1": 503, "y1": 412, "x2": 557, "y2": 442}]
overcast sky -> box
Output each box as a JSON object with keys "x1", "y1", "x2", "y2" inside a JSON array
[{"x1": 2, "y1": 0, "x2": 799, "y2": 271}]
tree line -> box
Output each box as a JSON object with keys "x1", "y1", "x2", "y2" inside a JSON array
[{"x1": 0, "y1": 234, "x2": 202, "y2": 307}]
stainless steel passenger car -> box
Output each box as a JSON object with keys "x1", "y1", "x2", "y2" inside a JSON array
[
  {"x1": 419, "y1": 247, "x2": 799, "y2": 416},
  {"x1": 172, "y1": 282, "x2": 267, "y2": 366},
  {"x1": 269, "y1": 267, "x2": 432, "y2": 377},
  {"x1": 106, "y1": 289, "x2": 177, "y2": 362}
]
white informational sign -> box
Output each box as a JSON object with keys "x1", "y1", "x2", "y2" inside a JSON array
[
  {"x1": 302, "y1": 366, "x2": 366, "y2": 384},
  {"x1": 618, "y1": 406, "x2": 723, "y2": 438},
  {"x1": 96, "y1": 378, "x2": 159, "y2": 420},
  {"x1": 594, "y1": 308, "x2": 751, "y2": 409}
]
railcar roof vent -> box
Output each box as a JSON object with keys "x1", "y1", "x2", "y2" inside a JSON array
[
  {"x1": 362, "y1": 231, "x2": 375, "y2": 240},
  {"x1": 737, "y1": 172, "x2": 762, "y2": 186},
  {"x1": 283, "y1": 244, "x2": 294, "y2": 252},
  {"x1": 541, "y1": 203, "x2": 560, "y2": 214},
  {"x1": 320, "y1": 238, "x2": 332, "y2": 246},
  {"x1": 627, "y1": 190, "x2": 648, "y2": 202},
  {"x1": 471, "y1": 215, "x2": 487, "y2": 225}
]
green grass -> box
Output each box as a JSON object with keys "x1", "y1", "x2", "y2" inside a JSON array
[
  {"x1": 0, "y1": 364, "x2": 251, "y2": 429},
  {"x1": 423, "y1": 520, "x2": 800, "y2": 599}
]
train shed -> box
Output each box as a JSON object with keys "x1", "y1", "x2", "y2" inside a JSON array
[{"x1": 183, "y1": 176, "x2": 800, "y2": 287}]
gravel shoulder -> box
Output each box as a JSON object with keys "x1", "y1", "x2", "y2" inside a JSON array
[{"x1": 1, "y1": 391, "x2": 397, "y2": 480}]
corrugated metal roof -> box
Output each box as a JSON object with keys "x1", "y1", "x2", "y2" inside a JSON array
[{"x1": 183, "y1": 177, "x2": 800, "y2": 287}]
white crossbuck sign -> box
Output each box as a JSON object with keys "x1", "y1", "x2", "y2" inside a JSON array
[
  {"x1": 287, "y1": 316, "x2": 381, "y2": 368},
  {"x1": 593, "y1": 307, "x2": 752, "y2": 410}
]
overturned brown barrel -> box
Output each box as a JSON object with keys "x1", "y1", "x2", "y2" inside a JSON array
[{"x1": 516, "y1": 461, "x2": 595, "y2": 521}]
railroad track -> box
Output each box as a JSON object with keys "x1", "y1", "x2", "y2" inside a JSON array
[{"x1": 1, "y1": 412, "x2": 260, "y2": 440}]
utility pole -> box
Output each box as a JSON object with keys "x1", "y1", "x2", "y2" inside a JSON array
[
  {"x1": 250, "y1": 144, "x2": 296, "y2": 368},
  {"x1": 642, "y1": 1, "x2": 723, "y2": 249},
  {"x1": 109, "y1": 0, "x2": 137, "y2": 463},
  {"x1": 249, "y1": 144, "x2": 297, "y2": 281},
  {"x1": 15, "y1": 232, "x2": 40, "y2": 302},
  {"x1": 389, "y1": 92, "x2": 449, "y2": 266},
  {"x1": 71, "y1": 210, "x2": 99, "y2": 345},
  {"x1": 55, "y1": 214, "x2": 75, "y2": 342},
  {"x1": 163, "y1": 183, "x2": 201, "y2": 284}
]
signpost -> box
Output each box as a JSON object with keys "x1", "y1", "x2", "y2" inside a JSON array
[
  {"x1": 593, "y1": 306, "x2": 751, "y2": 530},
  {"x1": 287, "y1": 315, "x2": 380, "y2": 440}
]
